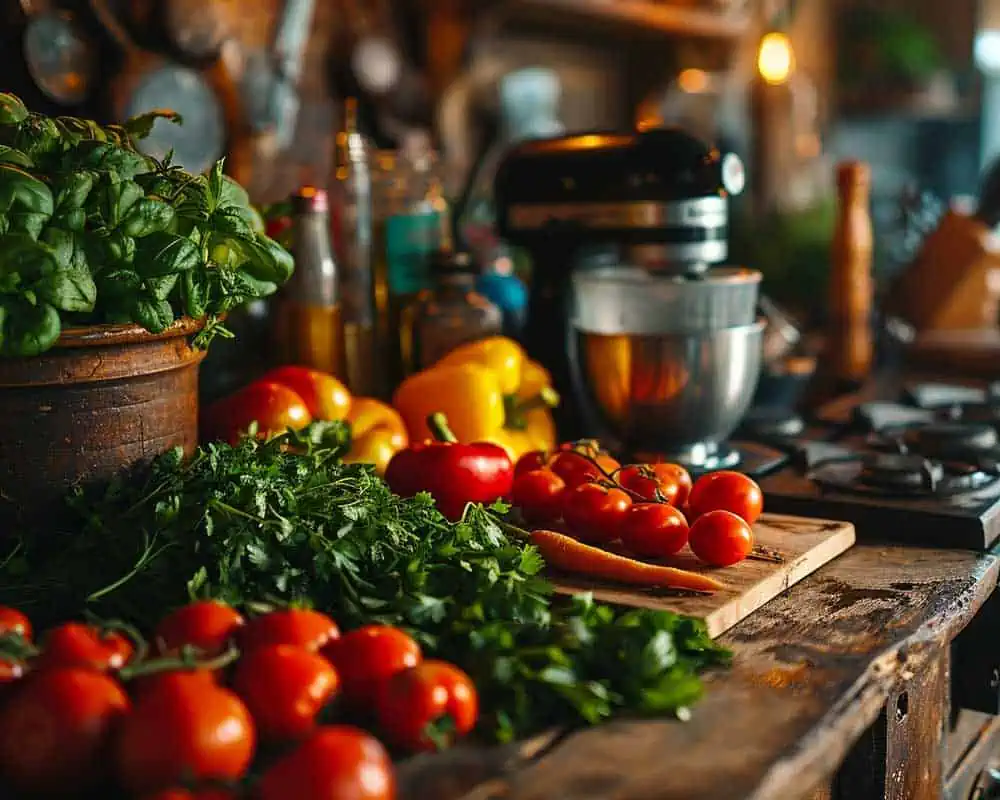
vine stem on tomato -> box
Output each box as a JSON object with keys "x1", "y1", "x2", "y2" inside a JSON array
[{"x1": 117, "y1": 645, "x2": 241, "y2": 682}]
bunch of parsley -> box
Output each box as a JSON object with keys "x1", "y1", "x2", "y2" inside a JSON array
[{"x1": 0, "y1": 423, "x2": 729, "y2": 743}]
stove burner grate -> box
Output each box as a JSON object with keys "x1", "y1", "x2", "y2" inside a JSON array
[{"x1": 808, "y1": 451, "x2": 998, "y2": 498}]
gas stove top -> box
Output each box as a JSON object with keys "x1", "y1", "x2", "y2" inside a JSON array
[{"x1": 741, "y1": 381, "x2": 1000, "y2": 550}]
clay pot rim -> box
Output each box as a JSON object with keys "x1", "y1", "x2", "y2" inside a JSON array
[{"x1": 55, "y1": 317, "x2": 206, "y2": 349}]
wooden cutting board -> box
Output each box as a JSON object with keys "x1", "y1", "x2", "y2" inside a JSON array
[{"x1": 551, "y1": 513, "x2": 855, "y2": 638}]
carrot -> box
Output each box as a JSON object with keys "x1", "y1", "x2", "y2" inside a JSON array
[{"x1": 529, "y1": 529, "x2": 725, "y2": 593}]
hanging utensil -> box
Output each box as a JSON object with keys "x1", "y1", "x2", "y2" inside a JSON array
[
  {"x1": 164, "y1": 0, "x2": 232, "y2": 62},
  {"x1": 19, "y1": 0, "x2": 97, "y2": 105},
  {"x1": 241, "y1": 0, "x2": 316, "y2": 151},
  {"x1": 344, "y1": 0, "x2": 402, "y2": 97},
  {"x1": 89, "y1": 0, "x2": 228, "y2": 174}
]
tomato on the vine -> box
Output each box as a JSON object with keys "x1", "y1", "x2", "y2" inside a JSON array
[
  {"x1": 619, "y1": 503, "x2": 690, "y2": 559},
  {"x1": 240, "y1": 608, "x2": 340, "y2": 654},
  {"x1": 36, "y1": 622, "x2": 134, "y2": 672},
  {"x1": 688, "y1": 510, "x2": 755, "y2": 567},
  {"x1": 616, "y1": 463, "x2": 692, "y2": 506},
  {"x1": 141, "y1": 789, "x2": 237, "y2": 800},
  {"x1": 0, "y1": 660, "x2": 24, "y2": 686},
  {"x1": 650, "y1": 463, "x2": 693, "y2": 507},
  {"x1": 116, "y1": 671, "x2": 256, "y2": 794},
  {"x1": 154, "y1": 601, "x2": 245, "y2": 656},
  {"x1": 688, "y1": 471, "x2": 764, "y2": 524},
  {"x1": 232, "y1": 644, "x2": 339, "y2": 741},
  {"x1": 257, "y1": 726, "x2": 395, "y2": 800},
  {"x1": 0, "y1": 607, "x2": 31, "y2": 641},
  {"x1": 511, "y1": 469, "x2": 566, "y2": 525},
  {"x1": 323, "y1": 625, "x2": 421, "y2": 709},
  {"x1": 562, "y1": 482, "x2": 633, "y2": 543},
  {"x1": 376, "y1": 660, "x2": 478, "y2": 752},
  {"x1": 514, "y1": 450, "x2": 549, "y2": 478},
  {"x1": 0, "y1": 667, "x2": 130, "y2": 795},
  {"x1": 549, "y1": 451, "x2": 604, "y2": 489}
]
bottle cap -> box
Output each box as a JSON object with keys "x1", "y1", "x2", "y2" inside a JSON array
[
  {"x1": 292, "y1": 186, "x2": 329, "y2": 213},
  {"x1": 837, "y1": 161, "x2": 871, "y2": 192}
]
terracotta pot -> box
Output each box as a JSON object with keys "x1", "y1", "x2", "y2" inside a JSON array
[{"x1": 0, "y1": 318, "x2": 205, "y2": 530}]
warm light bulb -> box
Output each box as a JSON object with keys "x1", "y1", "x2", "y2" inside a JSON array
[
  {"x1": 678, "y1": 68, "x2": 710, "y2": 94},
  {"x1": 757, "y1": 31, "x2": 794, "y2": 85}
]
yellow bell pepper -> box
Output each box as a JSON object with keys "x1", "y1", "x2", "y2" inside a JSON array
[
  {"x1": 393, "y1": 336, "x2": 559, "y2": 462},
  {"x1": 343, "y1": 397, "x2": 409, "y2": 476}
]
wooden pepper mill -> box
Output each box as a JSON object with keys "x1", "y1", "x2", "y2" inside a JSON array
[{"x1": 808, "y1": 161, "x2": 874, "y2": 403}]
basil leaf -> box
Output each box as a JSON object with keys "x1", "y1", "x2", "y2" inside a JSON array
[
  {"x1": 8, "y1": 211, "x2": 48, "y2": 240},
  {"x1": 131, "y1": 295, "x2": 174, "y2": 334},
  {"x1": 0, "y1": 164, "x2": 54, "y2": 216},
  {"x1": 234, "y1": 271, "x2": 278, "y2": 298},
  {"x1": 106, "y1": 231, "x2": 136, "y2": 266},
  {"x1": 101, "y1": 179, "x2": 143, "y2": 228},
  {"x1": 35, "y1": 267, "x2": 97, "y2": 313},
  {"x1": 182, "y1": 270, "x2": 208, "y2": 318},
  {"x1": 145, "y1": 273, "x2": 179, "y2": 301},
  {"x1": 63, "y1": 207, "x2": 86, "y2": 232},
  {"x1": 76, "y1": 141, "x2": 152, "y2": 180},
  {"x1": 122, "y1": 198, "x2": 176, "y2": 238},
  {"x1": 206, "y1": 160, "x2": 225, "y2": 212},
  {"x1": 0, "y1": 299, "x2": 60, "y2": 357},
  {"x1": 0, "y1": 235, "x2": 58, "y2": 283},
  {"x1": 135, "y1": 232, "x2": 201, "y2": 277},
  {"x1": 123, "y1": 109, "x2": 183, "y2": 142},
  {"x1": 0, "y1": 94, "x2": 28, "y2": 126},
  {"x1": 0, "y1": 146, "x2": 32, "y2": 168},
  {"x1": 54, "y1": 171, "x2": 95, "y2": 211},
  {"x1": 212, "y1": 207, "x2": 254, "y2": 239},
  {"x1": 40, "y1": 227, "x2": 74, "y2": 269},
  {"x1": 218, "y1": 174, "x2": 250, "y2": 211}
]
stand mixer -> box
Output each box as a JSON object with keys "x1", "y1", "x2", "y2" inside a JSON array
[{"x1": 494, "y1": 127, "x2": 770, "y2": 471}]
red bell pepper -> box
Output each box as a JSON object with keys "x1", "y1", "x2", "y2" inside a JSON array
[{"x1": 384, "y1": 413, "x2": 514, "y2": 521}]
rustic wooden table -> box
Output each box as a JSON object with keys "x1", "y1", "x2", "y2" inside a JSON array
[{"x1": 399, "y1": 542, "x2": 1000, "y2": 800}]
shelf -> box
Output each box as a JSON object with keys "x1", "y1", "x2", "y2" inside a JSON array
[{"x1": 501, "y1": 0, "x2": 751, "y2": 40}]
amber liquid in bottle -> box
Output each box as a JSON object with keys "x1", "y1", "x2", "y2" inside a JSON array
[{"x1": 274, "y1": 302, "x2": 346, "y2": 377}]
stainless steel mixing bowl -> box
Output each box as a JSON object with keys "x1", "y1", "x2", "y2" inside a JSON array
[{"x1": 572, "y1": 321, "x2": 765, "y2": 459}]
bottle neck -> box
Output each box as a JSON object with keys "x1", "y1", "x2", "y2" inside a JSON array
[{"x1": 290, "y1": 210, "x2": 339, "y2": 305}]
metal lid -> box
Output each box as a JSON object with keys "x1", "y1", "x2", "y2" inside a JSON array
[{"x1": 292, "y1": 187, "x2": 329, "y2": 213}]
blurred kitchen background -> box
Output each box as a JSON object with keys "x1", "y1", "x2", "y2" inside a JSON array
[{"x1": 0, "y1": 0, "x2": 994, "y2": 399}]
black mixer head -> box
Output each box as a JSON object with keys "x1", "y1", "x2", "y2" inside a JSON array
[{"x1": 494, "y1": 127, "x2": 744, "y2": 267}]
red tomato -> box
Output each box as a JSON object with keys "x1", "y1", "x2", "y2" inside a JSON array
[
  {"x1": 375, "y1": 660, "x2": 478, "y2": 752},
  {"x1": 36, "y1": 622, "x2": 134, "y2": 672},
  {"x1": 619, "y1": 503, "x2": 690, "y2": 559},
  {"x1": 549, "y1": 451, "x2": 604, "y2": 489},
  {"x1": 0, "y1": 659, "x2": 24, "y2": 686},
  {"x1": 562, "y1": 482, "x2": 633, "y2": 544},
  {"x1": 154, "y1": 601, "x2": 245, "y2": 656},
  {"x1": 261, "y1": 366, "x2": 352, "y2": 421},
  {"x1": 257, "y1": 726, "x2": 395, "y2": 800},
  {"x1": 514, "y1": 450, "x2": 549, "y2": 478},
  {"x1": 688, "y1": 471, "x2": 764, "y2": 524},
  {"x1": 0, "y1": 667, "x2": 130, "y2": 794},
  {"x1": 132, "y1": 669, "x2": 219, "y2": 699},
  {"x1": 0, "y1": 606, "x2": 31, "y2": 641},
  {"x1": 688, "y1": 510, "x2": 755, "y2": 567},
  {"x1": 232, "y1": 644, "x2": 339, "y2": 741},
  {"x1": 116, "y1": 671, "x2": 255, "y2": 794},
  {"x1": 650, "y1": 463, "x2": 693, "y2": 507},
  {"x1": 240, "y1": 608, "x2": 340, "y2": 654},
  {"x1": 511, "y1": 469, "x2": 566, "y2": 525},
  {"x1": 323, "y1": 625, "x2": 421, "y2": 709},
  {"x1": 201, "y1": 381, "x2": 312, "y2": 444}
]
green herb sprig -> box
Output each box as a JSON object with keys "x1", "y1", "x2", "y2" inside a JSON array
[
  {"x1": 0, "y1": 422, "x2": 730, "y2": 742},
  {"x1": 0, "y1": 93, "x2": 293, "y2": 356}
]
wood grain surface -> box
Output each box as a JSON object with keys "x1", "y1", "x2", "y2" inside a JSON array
[{"x1": 550, "y1": 513, "x2": 856, "y2": 637}]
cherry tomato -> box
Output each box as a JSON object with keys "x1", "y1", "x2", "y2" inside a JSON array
[
  {"x1": 323, "y1": 625, "x2": 421, "y2": 709},
  {"x1": 688, "y1": 470, "x2": 764, "y2": 524},
  {"x1": 650, "y1": 463, "x2": 693, "y2": 507},
  {"x1": 619, "y1": 503, "x2": 690, "y2": 559},
  {"x1": 549, "y1": 451, "x2": 604, "y2": 489},
  {"x1": 376, "y1": 660, "x2": 478, "y2": 752},
  {"x1": 511, "y1": 469, "x2": 566, "y2": 525},
  {"x1": 688, "y1": 510, "x2": 755, "y2": 567},
  {"x1": 154, "y1": 601, "x2": 245, "y2": 656},
  {"x1": 201, "y1": 381, "x2": 312, "y2": 444},
  {"x1": 36, "y1": 622, "x2": 134, "y2": 672},
  {"x1": 0, "y1": 606, "x2": 31, "y2": 641},
  {"x1": 562, "y1": 482, "x2": 633, "y2": 544},
  {"x1": 132, "y1": 668, "x2": 219, "y2": 699},
  {"x1": 257, "y1": 726, "x2": 395, "y2": 800},
  {"x1": 240, "y1": 608, "x2": 340, "y2": 654},
  {"x1": 116, "y1": 671, "x2": 255, "y2": 794},
  {"x1": 0, "y1": 667, "x2": 130, "y2": 794},
  {"x1": 0, "y1": 659, "x2": 24, "y2": 686},
  {"x1": 514, "y1": 450, "x2": 549, "y2": 478},
  {"x1": 232, "y1": 644, "x2": 339, "y2": 741},
  {"x1": 261, "y1": 366, "x2": 352, "y2": 422}
]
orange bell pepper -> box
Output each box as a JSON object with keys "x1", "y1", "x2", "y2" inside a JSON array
[
  {"x1": 343, "y1": 398, "x2": 409, "y2": 476},
  {"x1": 393, "y1": 336, "x2": 558, "y2": 463}
]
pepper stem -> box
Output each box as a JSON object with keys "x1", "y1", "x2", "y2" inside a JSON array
[
  {"x1": 427, "y1": 412, "x2": 458, "y2": 443},
  {"x1": 508, "y1": 387, "x2": 560, "y2": 417}
]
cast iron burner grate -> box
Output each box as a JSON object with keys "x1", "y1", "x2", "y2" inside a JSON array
[{"x1": 808, "y1": 451, "x2": 998, "y2": 498}]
